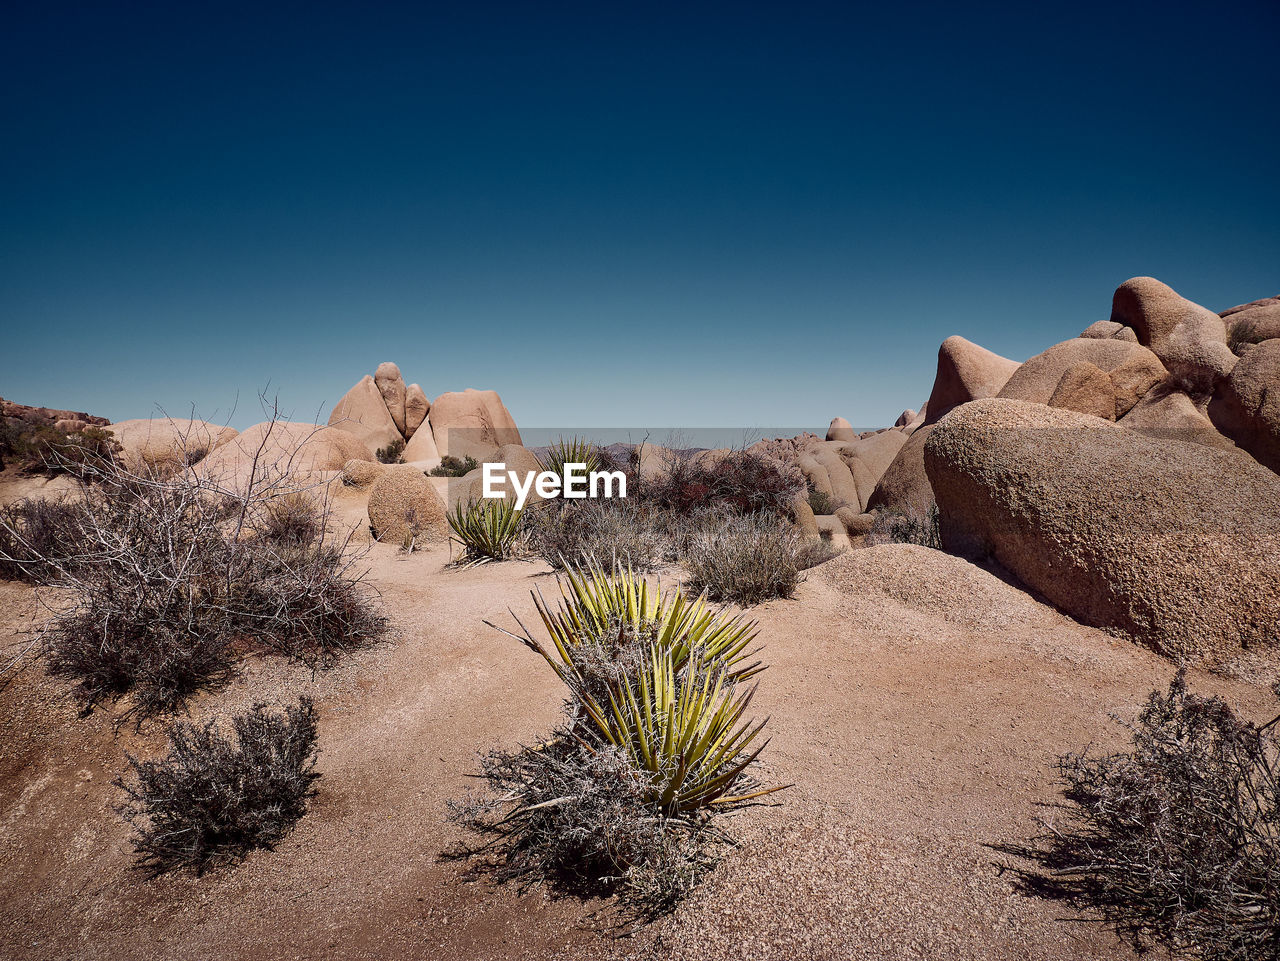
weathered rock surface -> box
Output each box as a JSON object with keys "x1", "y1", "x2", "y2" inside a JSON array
[
  {"x1": 999, "y1": 338, "x2": 1162, "y2": 406},
  {"x1": 1047, "y1": 363, "x2": 1116, "y2": 420},
  {"x1": 328, "y1": 375, "x2": 403, "y2": 453},
  {"x1": 826, "y1": 417, "x2": 857, "y2": 442},
  {"x1": 1080, "y1": 320, "x2": 1137, "y2": 342},
  {"x1": 107, "y1": 418, "x2": 239, "y2": 470},
  {"x1": 429, "y1": 389, "x2": 521, "y2": 459},
  {"x1": 367, "y1": 465, "x2": 448, "y2": 544},
  {"x1": 1209, "y1": 338, "x2": 1280, "y2": 474},
  {"x1": 404, "y1": 384, "x2": 429, "y2": 438},
  {"x1": 1119, "y1": 389, "x2": 1238, "y2": 451},
  {"x1": 866, "y1": 425, "x2": 935, "y2": 513},
  {"x1": 375, "y1": 363, "x2": 408, "y2": 436},
  {"x1": 923, "y1": 336, "x2": 1020, "y2": 425},
  {"x1": 1110, "y1": 276, "x2": 1235, "y2": 394},
  {"x1": 200, "y1": 422, "x2": 374, "y2": 491},
  {"x1": 1224, "y1": 302, "x2": 1280, "y2": 353},
  {"x1": 923, "y1": 398, "x2": 1280, "y2": 665}
]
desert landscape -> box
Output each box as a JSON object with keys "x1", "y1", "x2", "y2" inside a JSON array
[{"x1": 1, "y1": 276, "x2": 1277, "y2": 960}]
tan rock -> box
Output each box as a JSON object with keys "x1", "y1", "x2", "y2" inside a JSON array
[
  {"x1": 429, "y1": 389, "x2": 521, "y2": 460},
  {"x1": 1047, "y1": 362, "x2": 1117, "y2": 420},
  {"x1": 373, "y1": 363, "x2": 407, "y2": 436},
  {"x1": 815, "y1": 515, "x2": 850, "y2": 552},
  {"x1": 1110, "y1": 276, "x2": 1235, "y2": 394},
  {"x1": 1209, "y1": 338, "x2": 1280, "y2": 474},
  {"x1": 923, "y1": 398, "x2": 1279, "y2": 665},
  {"x1": 1224, "y1": 302, "x2": 1280, "y2": 353},
  {"x1": 451, "y1": 444, "x2": 548, "y2": 507},
  {"x1": 1109, "y1": 351, "x2": 1169, "y2": 418},
  {"x1": 328, "y1": 375, "x2": 402, "y2": 453},
  {"x1": 1080, "y1": 319, "x2": 1137, "y2": 341},
  {"x1": 841, "y1": 428, "x2": 908, "y2": 481},
  {"x1": 404, "y1": 384, "x2": 429, "y2": 438},
  {"x1": 199, "y1": 421, "x2": 374, "y2": 493},
  {"x1": 894, "y1": 409, "x2": 917, "y2": 428},
  {"x1": 998, "y1": 338, "x2": 1162, "y2": 406},
  {"x1": 923, "y1": 336, "x2": 1020, "y2": 425},
  {"x1": 826, "y1": 417, "x2": 857, "y2": 442},
  {"x1": 367, "y1": 465, "x2": 448, "y2": 544},
  {"x1": 340, "y1": 458, "x2": 387, "y2": 490},
  {"x1": 834, "y1": 505, "x2": 876, "y2": 537},
  {"x1": 866, "y1": 425, "x2": 935, "y2": 513},
  {"x1": 1119, "y1": 389, "x2": 1237, "y2": 451},
  {"x1": 791, "y1": 491, "x2": 819, "y2": 537},
  {"x1": 108, "y1": 418, "x2": 240, "y2": 471},
  {"x1": 809, "y1": 446, "x2": 861, "y2": 510},
  {"x1": 401, "y1": 417, "x2": 441, "y2": 463}
]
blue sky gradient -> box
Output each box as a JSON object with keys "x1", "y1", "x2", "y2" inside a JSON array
[{"x1": 2, "y1": 1, "x2": 1277, "y2": 430}]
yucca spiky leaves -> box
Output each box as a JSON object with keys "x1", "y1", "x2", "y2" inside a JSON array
[
  {"x1": 487, "y1": 562, "x2": 784, "y2": 814},
  {"x1": 537, "y1": 436, "x2": 601, "y2": 479},
  {"x1": 447, "y1": 497, "x2": 522, "y2": 564}
]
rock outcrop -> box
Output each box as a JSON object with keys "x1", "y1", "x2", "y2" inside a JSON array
[
  {"x1": 1047, "y1": 362, "x2": 1116, "y2": 420},
  {"x1": 404, "y1": 384, "x2": 429, "y2": 438},
  {"x1": 998, "y1": 338, "x2": 1162, "y2": 407},
  {"x1": 923, "y1": 398, "x2": 1280, "y2": 665},
  {"x1": 374, "y1": 362, "x2": 408, "y2": 436},
  {"x1": 1110, "y1": 276, "x2": 1235, "y2": 395},
  {"x1": 108, "y1": 418, "x2": 239, "y2": 470},
  {"x1": 429, "y1": 389, "x2": 522, "y2": 460},
  {"x1": 327, "y1": 375, "x2": 403, "y2": 453},
  {"x1": 1209, "y1": 338, "x2": 1280, "y2": 473},
  {"x1": 367, "y1": 465, "x2": 449, "y2": 544},
  {"x1": 826, "y1": 417, "x2": 857, "y2": 442},
  {"x1": 923, "y1": 336, "x2": 1020, "y2": 425},
  {"x1": 1223, "y1": 300, "x2": 1280, "y2": 353},
  {"x1": 200, "y1": 422, "x2": 374, "y2": 491}
]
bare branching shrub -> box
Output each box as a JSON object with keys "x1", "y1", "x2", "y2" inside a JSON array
[
  {"x1": 682, "y1": 511, "x2": 806, "y2": 605},
  {"x1": 0, "y1": 497, "x2": 88, "y2": 583},
  {"x1": 1011, "y1": 672, "x2": 1279, "y2": 961},
  {"x1": 116, "y1": 697, "x2": 319, "y2": 875},
  {"x1": 0, "y1": 416, "x2": 386, "y2": 720},
  {"x1": 867, "y1": 503, "x2": 941, "y2": 549},
  {"x1": 524, "y1": 497, "x2": 672, "y2": 571},
  {"x1": 0, "y1": 421, "x2": 121, "y2": 476}
]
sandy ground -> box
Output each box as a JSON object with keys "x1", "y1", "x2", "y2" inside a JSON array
[{"x1": 1, "y1": 523, "x2": 1276, "y2": 960}]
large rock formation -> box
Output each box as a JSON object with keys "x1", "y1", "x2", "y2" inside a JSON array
[
  {"x1": 1223, "y1": 300, "x2": 1280, "y2": 352},
  {"x1": 374, "y1": 362, "x2": 408, "y2": 436},
  {"x1": 428, "y1": 389, "x2": 522, "y2": 460},
  {"x1": 1110, "y1": 277, "x2": 1235, "y2": 395},
  {"x1": 404, "y1": 384, "x2": 429, "y2": 438},
  {"x1": 923, "y1": 336, "x2": 1020, "y2": 425},
  {"x1": 367, "y1": 465, "x2": 449, "y2": 544},
  {"x1": 1, "y1": 397, "x2": 109, "y2": 431},
  {"x1": 107, "y1": 418, "x2": 239, "y2": 470},
  {"x1": 199, "y1": 422, "x2": 374, "y2": 491},
  {"x1": 327, "y1": 375, "x2": 403, "y2": 453},
  {"x1": 1046, "y1": 362, "x2": 1116, "y2": 420},
  {"x1": 1210, "y1": 338, "x2": 1280, "y2": 473},
  {"x1": 866, "y1": 426, "x2": 935, "y2": 513},
  {"x1": 826, "y1": 417, "x2": 857, "y2": 442},
  {"x1": 923, "y1": 399, "x2": 1280, "y2": 665},
  {"x1": 998, "y1": 338, "x2": 1163, "y2": 407}
]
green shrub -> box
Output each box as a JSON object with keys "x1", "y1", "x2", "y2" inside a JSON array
[
  {"x1": 429, "y1": 454, "x2": 479, "y2": 477},
  {"x1": 523, "y1": 497, "x2": 672, "y2": 572},
  {"x1": 116, "y1": 698, "x2": 319, "y2": 875},
  {"x1": 537, "y1": 436, "x2": 602, "y2": 479},
  {"x1": 807, "y1": 488, "x2": 837, "y2": 515},
  {"x1": 375, "y1": 438, "x2": 405, "y2": 464},
  {"x1": 447, "y1": 497, "x2": 523, "y2": 564}
]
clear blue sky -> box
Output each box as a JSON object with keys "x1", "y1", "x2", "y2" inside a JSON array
[{"x1": 2, "y1": 1, "x2": 1277, "y2": 430}]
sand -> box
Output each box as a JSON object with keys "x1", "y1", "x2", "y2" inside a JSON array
[{"x1": 2, "y1": 525, "x2": 1276, "y2": 960}]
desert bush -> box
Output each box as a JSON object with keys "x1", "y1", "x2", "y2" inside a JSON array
[
  {"x1": 640, "y1": 449, "x2": 804, "y2": 516},
  {"x1": 1018, "y1": 672, "x2": 1279, "y2": 961},
  {"x1": 524, "y1": 497, "x2": 672, "y2": 571},
  {"x1": 0, "y1": 423, "x2": 386, "y2": 720},
  {"x1": 455, "y1": 563, "x2": 781, "y2": 912},
  {"x1": 447, "y1": 497, "x2": 523, "y2": 565},
  {"x1": 0, "y1": 497, "x2": 88, "y2": 583},
  {"x1": 116, "y1": 698, "x2": 319, "y2": 875},
  {"x1": 867, "y1": 503, "x2": 941, "y2": 549},
  {"x1": 807, "y1": 487, "x2": 837, "y2": 516},
  {"x1": 682, "y1": 511, "x2": 808, "y2": 605},
  {"x1": 375, "y1": 438, "x2": 405, "y2": 464},
  {"x1": 0, "y1": 422, "x2": 120, "y2": 476},
  {"x1": 257, "y1": 491, "x2": 323, "y2": 547},
  {"x1": 429, "y1": 454, "x2": 479, "y2": 477}
]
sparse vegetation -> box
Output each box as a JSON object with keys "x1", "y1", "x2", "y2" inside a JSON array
[
  {"x1": 683, "y1": 511, "x2": 812, "y2": 605},
  {"x1": 116, "y1": 698, "x2": 320, "y2": 875},
  {"x1": 1011, "y1": 672, "x2": 1280, "y2": 961},
  {"x1": 429, "y1": 454, "x2": 479, "y2": 477},
  {"x1": 524, "y1": 497, "x2": 671, "y2": 571},
  {"x1": 447, "y1": 497, "x2": 523, "y2": 565},
  {"x1": 807, "y1": 487, "x2": 837, "y2": 516},
  {"x1": 537, "y1": 436, "x2": 602, "y2": 479},
  {"x1": 640, "y1": 448, "x2": 804, "y2": 516},
  {"x1": 868, "y1": 503, "x2": 941, "y2": 549},
  {"x1": 0, "y1": 420, "x2": 120, "y2": 476},
  {"x1": 375, "y1": 438, "x2": 405, "y2": 464},
  {"x1": 0, "y1": 422, "x2": 386, "y2": 721},
  {"x1": 453, "y1": 563, "x2": 781, "y2": 913}
]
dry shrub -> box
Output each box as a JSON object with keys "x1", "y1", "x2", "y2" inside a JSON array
[
  {"x1": 867, "y1": 502, "x2": 941, "y2": 549},
  {"x1": 640, "y1": 449, "x2": 804, "y2": 516},
  {"x1": 524, "y1": 497, "x2": 672, "y2": 571},
  {"x1": 116, "y1": 698, "x2": 319, "y2": 875},
  {"x1": 0, "y1": 498, "x2": 88, "y2": 583},
  {"x1": 1010, "y1": 672, "x2": 1279, "y2": 961},
  {"x1": 429, "y1": 454, "x2": 478, "y2": 477},
  {"x1": 682, "y1": 511, "x2": 808, "y2": 605},
  {"x1": 0, "y1": 418, "x2": 386, "y2": 721}
]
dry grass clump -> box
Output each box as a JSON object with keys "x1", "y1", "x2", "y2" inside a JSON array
[
  {"x1": 640, "y1": 448, "x2": 804, "y2": 516},
  {"x1": 0, "y1": 420, "x2": 386, "y2": 722},
  {"x1": 1009, "y1": 672, "x2": 1279, "y2": 961},
  {"x1": 451, "y1": 563, "x2": 782, "y2": 914},
  {"x1": 116, "y1": 698, "x2": 319, "y2": 875},
  {"x1": 683, "y1": 511, "x2": 831, "y2": 605},
  {"x1": 524, "y1": 497, "x2": 671, "y2": 572}
]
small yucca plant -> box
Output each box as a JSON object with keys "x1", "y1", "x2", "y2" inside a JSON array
[
  {"x1": 447, "y1": 497, "x2": 522, "y2": 565},
  {"x1": 537, "y1": 436, "x2": 601, "y2": 479}
]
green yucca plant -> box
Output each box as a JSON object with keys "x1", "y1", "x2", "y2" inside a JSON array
[
  {"x1": 487, "y1": 562, "x2": 783, "y2": 814},
  {"x1": 537, "y1": 436, "x2": 601, "y2": 479},
  {"x1": 511, "y1": 559, "x2": 763, "y2": 683},
  {"x1": 447, "y1": 497, "x2": 522, "y2": 565}
]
